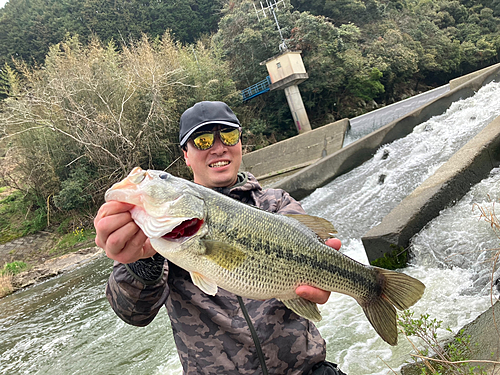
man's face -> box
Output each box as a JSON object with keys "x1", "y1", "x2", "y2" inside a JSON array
[{"x1": 183, "y1": 126, "x2": 242, "y2": 188}]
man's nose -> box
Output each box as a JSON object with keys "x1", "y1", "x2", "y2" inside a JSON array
[{"x1": 210, "y1": 134, "x2": 227, "y2": 153}]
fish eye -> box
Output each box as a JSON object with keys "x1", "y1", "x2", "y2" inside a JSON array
[{"x1": 159, "y1": 173, "x2": 169, "y2": 180}]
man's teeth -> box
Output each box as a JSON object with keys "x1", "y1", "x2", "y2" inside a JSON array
[{"x1": 210, "y1": 161, "x2": 230, "y2": 168}]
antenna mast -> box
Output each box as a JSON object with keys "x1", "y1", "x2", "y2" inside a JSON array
[{"x1": 253, "y1": 0, "x2": 288, "y2": 52}]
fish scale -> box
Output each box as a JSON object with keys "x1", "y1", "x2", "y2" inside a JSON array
[
  {"x1": 205, "y1": 199, "x2": 374, "y2": 299},
  {"x1": 105, "y1": 167, "x2": 426, "y2": 346}
]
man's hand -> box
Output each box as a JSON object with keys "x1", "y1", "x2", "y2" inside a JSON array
[
  {"x1": 94, "y1": 201, "x2": 156, "y2": 264},
  {"x1": 295, "y1": 238, "x2": 341, "y2": 304}
]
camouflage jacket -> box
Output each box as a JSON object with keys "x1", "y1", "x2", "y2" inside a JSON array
[{"x1": 106, "y1": 172, "x2": 326, "y2": 374}]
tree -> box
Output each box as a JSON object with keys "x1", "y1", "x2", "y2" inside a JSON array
[{"x1": 0, "y1": 32, "x2": 238, "y2": 216}]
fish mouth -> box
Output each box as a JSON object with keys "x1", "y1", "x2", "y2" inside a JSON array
[{"x1": 162, "y1": 218, "x2": 204, "y2": 240}]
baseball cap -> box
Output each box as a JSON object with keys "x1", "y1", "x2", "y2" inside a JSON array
[{"x1": 179, "y1": 101, "x2": 241, "y2": 147}]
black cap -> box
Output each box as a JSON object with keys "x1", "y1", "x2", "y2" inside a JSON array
[{"x1": 179, "y1": 101, "x2": 241, "y2": 147}]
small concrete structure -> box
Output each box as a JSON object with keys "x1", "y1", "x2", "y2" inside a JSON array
[
  {"x1": 261, "y1": 50, "x2": 312, "y2": 133},
  {"x1": 240, "y1": 119, "x2": 348, "y2": 183},
  {"x1": 362, "y1": 115, "x2": 500, "y2": 262},
  {"x1": 262, "y1": 50, "x2": 308, "y2": 90}
]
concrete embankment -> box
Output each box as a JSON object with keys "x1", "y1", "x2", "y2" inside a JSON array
[
  {"x1": 272, "y1": 63, "x2": 500, "y2": 201},
  {"x1": 362, "y1": 114, "x2": 500, "y2": 262},
  {"x1": 240, "y1": 118, "x2": 348, "y2": 183}
]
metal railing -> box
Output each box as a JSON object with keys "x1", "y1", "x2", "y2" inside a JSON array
[{"x1": 241, "y1": 76, "x2": 271, "y2": 101}]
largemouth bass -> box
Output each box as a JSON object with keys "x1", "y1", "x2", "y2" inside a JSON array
[{"x1": 105, "y1": 167, "x2": 425, "y2": 346}]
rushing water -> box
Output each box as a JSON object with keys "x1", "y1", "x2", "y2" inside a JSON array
[
  {"x1": 344, "y1": 84, "x2": 450, "y2": 146},
  {"x1": 1, "y1": 81, "x2": 500, "y2": 375}
]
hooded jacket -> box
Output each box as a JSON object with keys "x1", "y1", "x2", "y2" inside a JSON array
[{"x1": 105, "y1": 172, "x2": 326, "y2": 374}]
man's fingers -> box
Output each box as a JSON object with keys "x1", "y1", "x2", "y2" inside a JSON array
[
  {"x1": 141, "y1": 240, "x2": 157, "y2": 258},
  {"x1": 94, "y1": 201, "x2": 135, "y2": 223},
  {"x1": 295, "y1": 285, "x2": 331, "y2": 305},
  {"x1": 103, "y1": 220, "x2": 141, "y2": 255},
  {"x1": 325, "y1": 237, "x2": 341, "y2": 251},
  {"x1": 95, "y1": 212, "x2": 136, "y2": 248},
  {"x1": 106, "y1": 227, "x2": 149, "y2": 264}
]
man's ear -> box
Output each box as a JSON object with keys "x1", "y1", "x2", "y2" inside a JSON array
[{"x1": 183, "y1": 147, "x2": 191, "y2": 167}]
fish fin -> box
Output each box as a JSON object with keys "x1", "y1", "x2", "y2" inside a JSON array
[
  {"x1": 361, "y1": 297, "x2": 398, "y2": 346},
  {"x1": 362, "y1": 268, "x2": 426, "y2": 346},
  {"x1": 281, "y1": 297, "x2": 322, "y2": 322},
  {"x1": 190, "y1": 271, "x2": 218, "y2": 296},
  {"x1": 376, "y1": 268, "x2": 426, "y2": 310},
  {"x1": 203, "y1": 240, "x2": 247, "y2": 271},
  {"x1": 285, "y1": 214, "x2": 337, "y2": 241}
]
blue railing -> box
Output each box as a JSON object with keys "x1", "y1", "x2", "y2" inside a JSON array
[{"x1": 241, "y1": 76, "x2": 271, "y2": 101}]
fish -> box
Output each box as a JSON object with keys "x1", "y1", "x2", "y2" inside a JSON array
[{"x1": 105, "y1": 167, "x2": 426, "y2": 346}]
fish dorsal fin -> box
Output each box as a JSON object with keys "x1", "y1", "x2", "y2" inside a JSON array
[
  {"x1": 285, "y1": 214, "x2": 337, "y2": 241},
  {"x1": 203, "y1": 240, "x2": 247, "y2": 271},
  {"x1": 190, "y1": 271, "x2": 218, "y2": 296},
  {"x1": 281, "y1": 297, "x2": 322, "y2": 322}
]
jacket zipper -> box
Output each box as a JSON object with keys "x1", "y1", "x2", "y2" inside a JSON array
[{"x1": 237, "y1": 296, "x2": 269, "y2": 375}]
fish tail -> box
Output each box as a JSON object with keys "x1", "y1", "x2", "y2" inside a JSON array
[{"x1": 361, "y1": 268, "x2": 425, "y2": 346}]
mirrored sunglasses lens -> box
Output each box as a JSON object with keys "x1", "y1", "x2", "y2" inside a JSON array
[
  {"x1": 220, "y1": 128, "x2": 240, "y2": 146},
  {"x1": 193, "y1": 133, "x2": 215, "y2": 150}
]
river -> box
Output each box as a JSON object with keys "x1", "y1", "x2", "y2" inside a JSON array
[{"x1": 1, "y1": 81, "x2": 499, "y2": 374}]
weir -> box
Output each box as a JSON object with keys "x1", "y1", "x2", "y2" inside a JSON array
[{"x1": 268, "y1": 62, "x2": 500, "y2": 261}]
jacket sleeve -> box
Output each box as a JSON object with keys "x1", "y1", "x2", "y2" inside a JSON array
[
  {"x1": 275, "y1": 190, "x2": 306, "y2": 215},
  {"x1": 106, "y1": 254, "x2": 170, "y2": 327},
  {"x1": 254, "y1": 187, "x2": 306, "y2": 215}
]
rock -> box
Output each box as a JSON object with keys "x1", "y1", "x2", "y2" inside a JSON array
[{"x1": 9, "y1": 247, "x2": 104, "y2": 293}]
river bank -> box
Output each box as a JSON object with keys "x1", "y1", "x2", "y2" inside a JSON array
[{"x1": 1, "y1": 244, "x2": 104, "y2": 298}]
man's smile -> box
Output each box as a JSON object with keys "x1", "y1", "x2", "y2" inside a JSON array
[{"x1": 209, "y1": 161, "x2": 231, "y2": 168}]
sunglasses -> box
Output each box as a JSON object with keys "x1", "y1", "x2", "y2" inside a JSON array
[{"x1": 190, "y1": 127, "x2": 241, "y2": 151}]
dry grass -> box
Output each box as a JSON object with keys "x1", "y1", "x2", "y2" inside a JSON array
[{"x1": 0, "y1": 273, "x2": 13, "y2": 298}]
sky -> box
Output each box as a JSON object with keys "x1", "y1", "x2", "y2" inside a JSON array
[{"x1": 0, "y1": 0, "x2": 8, "y2": 9}]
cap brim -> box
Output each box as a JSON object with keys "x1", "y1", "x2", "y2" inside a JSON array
[{"x1": 180, "y1": 121, "x2": 241, "y2": 147}]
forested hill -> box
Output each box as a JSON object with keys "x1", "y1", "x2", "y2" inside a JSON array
[
  {"x1": 0, "y1": 0, "x2": 221, "y2": 66},
  {"x1": 1, "y1": 0, "x2": 499, "y2": 111}
]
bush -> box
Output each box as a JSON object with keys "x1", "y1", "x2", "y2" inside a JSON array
[
  {"x1": 54, "y1": 166, "x2": 92, "y2": 211},
  {"x1": 0, "y1": 32, "x2": 239, "y2": 215},
  {"x1": 399, "y1": 310, "x2": 487, "y2": 374}
]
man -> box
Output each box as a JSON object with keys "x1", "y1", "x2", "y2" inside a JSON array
[{"x1": 94, "y1": 101, "x2": 345, "y2": 374}]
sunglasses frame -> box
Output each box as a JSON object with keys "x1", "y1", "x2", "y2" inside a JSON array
[{"x1": 189, "y1": 127, "x2": 242, "y2": 151}]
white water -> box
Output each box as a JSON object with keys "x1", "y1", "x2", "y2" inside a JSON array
[
  {"x1": 302, "y1": 80, "x2": 500, "y2": 374},
  {"x1": 0, "y1": 81, "x2": 500, "y2": 375}
]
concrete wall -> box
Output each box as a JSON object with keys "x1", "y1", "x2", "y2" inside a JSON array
[
  {"x1": 240, "y1": 118, "x2": 348, "y2": 181},
  {"x1": 362, "y1": 115, "x2": 500, "y2": 263},
  {"x1": 449, "y1": 64, "x2": 500, "y2": 90},
  {"x1": 272, "y1": 63, "x2": 500, "y2": 201}
]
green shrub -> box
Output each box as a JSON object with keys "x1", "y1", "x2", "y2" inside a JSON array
[
  {"x1": 399, "y1": 310, "x2": 486, "y2": 374},
  {"x1": 1, "y1": 261, "x2": 28, "y2": 276},
  {"x1": 0, "y1": 190, "x2": 48, "y2": 242},
  {"x1": 54, "y1": 166, "x2": 92, "y2": 211},
  {"x1": 370, "y1": 244, "x2": 408, "y2": 269}
]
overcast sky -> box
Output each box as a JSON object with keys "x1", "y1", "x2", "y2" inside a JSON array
[{"x1": 0, "y1": 0, "x2": 8, "y2": 9}]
